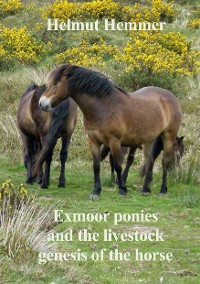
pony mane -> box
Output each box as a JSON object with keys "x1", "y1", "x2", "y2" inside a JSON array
[
  {"x1": 51, "y1": 64, "x2": 128, "y2": 97},
  {"x1": 114, "y1": 84, "x2": 129, "y2": 96}
]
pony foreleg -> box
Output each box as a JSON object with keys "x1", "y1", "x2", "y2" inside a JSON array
[
  {"x1": 26, "y1": 154, "x2": 34, "y2": 184},
  {"x1": 58, "y1": 136, "x2": 70, "y2": 188},
  {"x1": 110, "y1": 140, "x2": 127, "y2": 195},
  {"x1": 122, "y1": 147, "x2": 137, "y2": 183},
  {"x1": 89, "y1": 139, "x2": 101, "y2": 199}
]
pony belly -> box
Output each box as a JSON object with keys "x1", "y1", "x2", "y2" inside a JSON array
[
  {"x1": 121, "y1": 133, "x2": 145, "y2": 147},
  {"x1": 123, "y1": 130, "x2": 164, "y2": 146}
]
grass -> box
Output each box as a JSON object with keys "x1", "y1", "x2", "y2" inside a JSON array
[
  {"x1": 0, "y1": 155, "x2": 200, "y2": 284},
  {"x1": 172, "y1": 188, "x2": 200, "y2": 208}
]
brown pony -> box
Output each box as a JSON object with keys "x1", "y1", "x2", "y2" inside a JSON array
[
  {"x1": 101, "y1": 136, "x2": 184, "y2": 183},
  {"x1": 39, "y1": 64, "x2": 182, "y2": 197},
  {"x1": 17, "y1": 83, "x2": 77, "y2": 188}
]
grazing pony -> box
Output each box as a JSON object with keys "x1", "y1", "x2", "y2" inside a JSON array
[
  {"x1": 39, "y1": 64, "x2": 182, "y2": 197},
  {"x1": 17, "y1": 83, "x2": 77, "y2": 188},
  {"x1": 101, "y1": 136, "x2": 184, "y2": 183}
]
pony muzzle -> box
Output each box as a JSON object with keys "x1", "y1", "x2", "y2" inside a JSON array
[{"x1": 39, "y1": 97, "x2": 52, "y2": 112}]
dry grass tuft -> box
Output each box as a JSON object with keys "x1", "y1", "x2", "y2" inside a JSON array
[
  {"x1": 0, "y1": 112, "x2": 22, "y2": 164},
  {"x1": 0, "y1": 198, "x2": 57, "y2": 260}
]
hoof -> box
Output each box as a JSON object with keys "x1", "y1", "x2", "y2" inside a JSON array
[
  {"x1": 141, "y1": 191, "x2": 151, "y2": 196},
  {"x1": 159, "y1": 192, "x2": 167, "y2": 197},
  {"x1": 58, "y1": 178, "x2": 66, "y2": 188},
  {"x1": 58, "y1": 183, "x2": 65, "y2": 188},
  {"x1": 119, "y1": 188, "x2": 127, "y2": 195},
  {"x1": 26, "y1": 180, "x2": 33, "y2": 185},
  {"x1": 40, "y1": 184, "x2": 48, "y2": 189},
  {"x1": 90, "y1": 193, "x2": 100, "y2": 200},
  {"x1": 37, "y1": 179, "x2": 42, "y2": 185},
  {"x1": 141, "y1": 186, "x2": 151, "y2": 194},
  {"x1": 160, "y1": 186, "x2": 167, "y2": 195}
]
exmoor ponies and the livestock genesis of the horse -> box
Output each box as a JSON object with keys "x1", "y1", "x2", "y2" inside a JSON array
[{"x1": 0, "y1": 1, "x2": 200, "y2": 284}]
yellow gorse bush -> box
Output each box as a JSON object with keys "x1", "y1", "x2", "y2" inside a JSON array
[
  {"x1": 0, "y1": 0, "x2": 199, "y2": 90},
  {"x1": 80, "y1": 0, "x2": 122, "y2": 20},
  {"x1": 56, "y1": 31, "x2": 199, "y2": 77},
  {"x1": 42, "y1": 0, "x2": 130, "y2": 21},
  {"x1": 0, "y1": 44, "x2": 7, "y2": 61},
  {"x1": 42, "y1": 0, "x2": 77, "y2": 22},
  {"x1": 0, "y1": 178, "x2": 35, "y2": 218},
  {"x1": 56, "y1": 38, "x2": 120, "y2": 68},
  {"x1": 130, "y1": 0, "x2": 176, "y2": 23},
  {"x1": 42, "y1": 0, "x2": 176, "y2": 22},
  {"x1": 42, "y1": 0, "x2": 127, "y2": 21},
  {"x1": 187, "y1": 18, "x2": 200, "y2": 29},
  {"x1": 151, "y1": 0, "x2": 176, "y2": 21},
  {"x1": 0, "y1": 0, "x2": 22, "y2": 14},
  {"x1": 0, "y1": 179, "x2": 28, "y2": 200},
  {"x1": 0, "y1": 25, "x2": 46, "y2": 64},
  {"x1": 114, "y1": 31, "x2": 200, "y2": 77}
]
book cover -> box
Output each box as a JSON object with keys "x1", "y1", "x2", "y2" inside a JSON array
[{"x1": 0, "y1": 1, "x2": 199, "y2": 283}]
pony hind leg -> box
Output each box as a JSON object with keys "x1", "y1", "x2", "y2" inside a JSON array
[
  {"x1": 33, "y1": 140, "x2": 43, "y2": 184},
  {"x1": 109, "y1": 139, "x2": 127, "y2": 195},
  {"x1": 141, "y1": 142, "x2": 154, "y2": 194},
  {"x1": 122, "y1": 146, "x2": 137, "y2": 183},
  {"x1": 21, "y1": 134, "x2": 35, "y2": 184},
  {"x1": 88, "y1": 137, "x2": 102, "y2": 199},
  {"x1": 160, "y1": 135, "x2": 175, "y2": 195},
  {"x1": 58, "y1": 136, "x2": 71, "y2": 188},
  {"x1": 39, "y1": 137, "x2": 56, "y2": 189},
  {"x1": 109, "y1": 153, "x2": 115, "y2": 183},
  {"x1": 100, "y1": 145, "x2": 115, "y2": 183},
  {"x1": 140, "y1": 135, "x2": 164, "y2": 179}
]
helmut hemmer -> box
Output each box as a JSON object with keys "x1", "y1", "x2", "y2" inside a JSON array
[{"x1": 47, "y1": 18, "x2": 166, "y2": 31}]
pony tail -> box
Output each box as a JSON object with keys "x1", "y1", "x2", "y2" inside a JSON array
[
  {"x1": 33, "y1": 100, "x2": 69, "y2": 176},
  {"x1": 152, "y1": 135, "x2": 163, "y2": 160}
]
